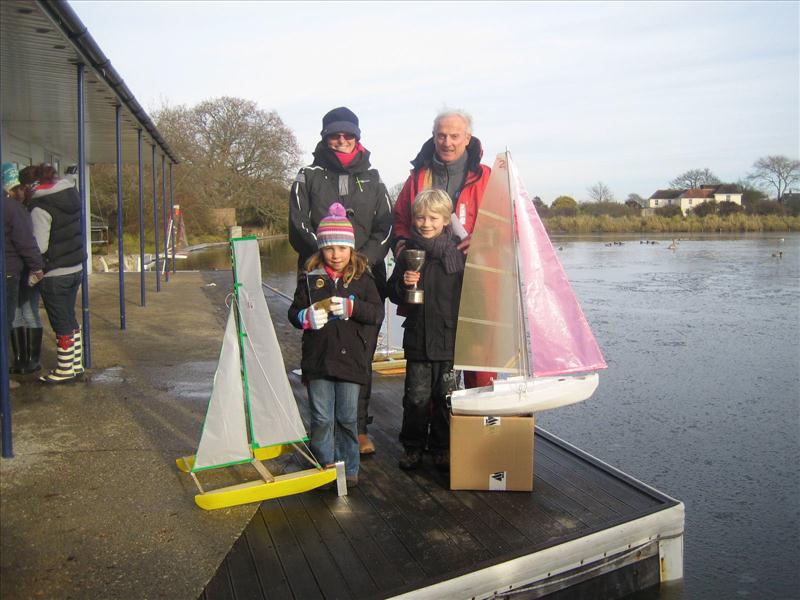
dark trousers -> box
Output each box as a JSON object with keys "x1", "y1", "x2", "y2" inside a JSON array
[
  {"x1": 40, "y1": 272, "x2": 81, "y2": 336},
  {"x1": 358, "y1": 260, "x2": 387, "y2": 435},
  {"x1": 399, "y1": 360, "x2": 454, "y2": 452},
  {"x1": 5, "y1": 275, "x2": 20, "y2": 326}
]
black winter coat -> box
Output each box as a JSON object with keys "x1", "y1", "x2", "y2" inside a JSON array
[
  {"x1": 387, "y1": 237, "x2": 465, "y2": 362},
  {"x1": 288, "y1": 268, "x2": 384, "y2": 385},
  {"x1": 3, "y1": 194, "x2": 43, "y2": 277},
  {"x1": 29, "y1": 181, "x2": 86, "y2": 272},
  {"x1": 289, "y1": 142, "x2": 392, "y2": 271}
]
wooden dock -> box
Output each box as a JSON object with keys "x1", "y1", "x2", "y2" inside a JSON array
[{"x1": 200, "y1": 292, "x2": 684, "y2": 600}]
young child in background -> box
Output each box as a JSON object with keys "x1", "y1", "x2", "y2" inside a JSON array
[
  {"x1": 388, "y1": 189, "x2": 465, "y2": 471},
  {"x1": 288, "y1": 203, "x2": 384, "y2": 487}
]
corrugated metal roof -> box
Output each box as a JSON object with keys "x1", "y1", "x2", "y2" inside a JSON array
[{"x1": 1, "y1": 0, "x2": 177, "y2": 165}]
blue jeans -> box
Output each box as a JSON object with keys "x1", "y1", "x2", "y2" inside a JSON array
[
  {"x1": 307, "y1": 378, "x2": 360, "y2": 477},
  {"x1": 40, "y1": 272, "x2": 81, "y2": 336},
  {"x1": 13, "y1": 274, "x2": 42, "y2": 328}
]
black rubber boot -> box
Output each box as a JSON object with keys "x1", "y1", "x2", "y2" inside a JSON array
[
  {"x1": 9, "y1": 327, "x2": 26, "y2": 374},
  {"x1": 23, "y1": 327, "x2": 43, "y2": 374}
]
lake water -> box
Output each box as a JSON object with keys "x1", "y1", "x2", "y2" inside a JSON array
[{"x1": 180, "y1": 233, "x2": 800, "y2": 600}]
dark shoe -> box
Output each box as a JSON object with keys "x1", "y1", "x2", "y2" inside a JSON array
[
  {"x1": 433, "y1": 450, "x2": 450, "y2": 472},
  {"x1": 398, "y1": 449, "x2": 423, "y2": 471},
  {"x1": 9, "y1": 327, "x2": 26, "y2": 374},
  {"x1": 358, "y1": 434, "x2": 375, "y2": 455},
  {"x1": 346, "y1": 474, "x2": 359, "y2": 488}
]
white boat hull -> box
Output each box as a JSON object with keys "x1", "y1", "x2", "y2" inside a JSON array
[{"x1": 450, "y1": 373, "x2": 599, "y2": 416}]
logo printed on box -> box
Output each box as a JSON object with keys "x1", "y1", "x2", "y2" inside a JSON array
[
  {"x1": 484, "y1": 416, "x2": 501, "y2": 427},
  {"x1": 489, "y1": 471, "x2": 507, "y2": 491}
]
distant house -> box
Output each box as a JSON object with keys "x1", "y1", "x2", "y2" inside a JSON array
[
  {"x1": 646, "y1": 184, "x2": 742, "y2": 216},
  {"x1": 678, "y1": 188, "x2": 716, "y2": 215},
  {"x1": 712, "y1": 184, "x2": 743, "y2": 206},
  {"x1": 644, "y1": 189, "x2": 683, "y2": 215}
]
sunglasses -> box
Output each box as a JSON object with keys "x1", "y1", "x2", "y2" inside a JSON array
[{"x1": 327, "y1": 132, "x2": 356, "y2": 141}]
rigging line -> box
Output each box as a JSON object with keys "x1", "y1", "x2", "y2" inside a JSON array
[
  {"x1": 234, "y1": 290, "x2": 316, "y2": 462},
  {"x1": 261, "y1": 281, "x2": 292, "y2": 303}
]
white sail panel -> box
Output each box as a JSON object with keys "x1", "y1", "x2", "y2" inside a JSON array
[
  {"x1": 510, "y1": 159, "x2": 608, "y2": 376},
  {"x1": 232, "y1": 239, "x2": 308, "y2": 449},
  {"x1": 192, "y1": 310, "x2": 251, "y2": 472},
  {"x1": 454, "y1": 154, "x2": 523, "y2": 374}
]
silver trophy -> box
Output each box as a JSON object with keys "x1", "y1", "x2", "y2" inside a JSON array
[{"x1": 404, "y1": 250, "x2": 426, "y2": 304}]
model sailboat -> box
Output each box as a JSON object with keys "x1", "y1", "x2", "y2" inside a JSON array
[
  {"x1": 450, "y1": 152, "x2": 607, "y2": 416},
  {"x1": 176, "y1": 237, "x2": 345, "y2": 510}
]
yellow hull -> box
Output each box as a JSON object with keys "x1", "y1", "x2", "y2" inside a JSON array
[
  {"x1": 194, "y1": 467, "x2": 338, "y2": 510},
  {"x1": 175, "y1": 444, "x2": 288, "y2": 473}
]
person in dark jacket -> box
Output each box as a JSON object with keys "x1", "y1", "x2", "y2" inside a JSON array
[
  {"x1": 14, "y1": 166, "x2": 46, "y2": 374},
  {"x1": 387, "y1": 189, "x2": 465, "y2": 472},
  {"x1": 288, "y1": 203, "x2": 385, "y2": 487},
  {"x1": 27, "y1": 163, "x2": 87, "y2": 384},
  {"x1": 289, "y1": 106, "x2": 392, "y2": 455},
  {"x1": 3, "y1": 163, "x2": 44, "y2": 386}
]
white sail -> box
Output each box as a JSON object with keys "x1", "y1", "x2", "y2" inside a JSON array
[
  {"x1": 192, "y1": 310, "x2": 251, "y2": 471},
  {"x1": 454, "y1": 154, "x2": 523, "y2": 374},
  {"x1": 232, "y1": 238, "x2": 308, "y2": 449}
]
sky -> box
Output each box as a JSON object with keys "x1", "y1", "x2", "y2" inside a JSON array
[{"x1": 72, "y1": 0, "x2": 799, "y2": 203}]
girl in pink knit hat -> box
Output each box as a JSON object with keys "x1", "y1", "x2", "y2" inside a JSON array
[{"x1": 288, "y1": 203, "x2": 384, "y2": 487}]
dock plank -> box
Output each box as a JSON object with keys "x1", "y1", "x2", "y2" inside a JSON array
[{"x1": 240, "y1": 513, "x2": 294, "y2": 600}]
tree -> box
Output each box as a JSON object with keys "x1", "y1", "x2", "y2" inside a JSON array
[
  {"x1": 587, "y1": 181, "x2": 614, "y2": 203},
  {"x1": 669, "y1": 168, "x2": 720, "y2": 189},
  {"x1": 153, "y1": 97, "x2": 302, "y2": 233},
  {"x1": 654, "y1": 204, "x2": 682, "y2": 217},
  {"x1": 625, "y1": 193, "x2": 645, "y2": 208},
  {"x1": 717, "y1": 201, "x2": 743, "y2": 216},
  {"x1": 747, "y1": 155, "x2": 800, "y2": 201},
  {"x1": 691, "y1": 200, "x2": 718, "y2": 217},
  {"x1": 387, "y1": 182, "x2": 405, "y2": 205},
  {"x1": 551, "y1": 195, "x2": 578, "y2": 216},
  {"x1": 532, "y1": 196, "x2": 549, "y2": 217}
]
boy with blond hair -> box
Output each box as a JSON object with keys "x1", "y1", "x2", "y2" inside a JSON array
[{"x1": 387, "y1": 189, "x2": 465, "y2": 471}]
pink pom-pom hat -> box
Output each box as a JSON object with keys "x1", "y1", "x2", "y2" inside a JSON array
[{"x1": 316, "y1": 202, "x2": 355, "y2": 249}]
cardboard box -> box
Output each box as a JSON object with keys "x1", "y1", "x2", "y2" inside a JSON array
[{"x1": 450, "y1": 414, "x2": 535, "y2": 491}]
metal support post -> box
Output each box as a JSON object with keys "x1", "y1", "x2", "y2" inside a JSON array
[
  {"x1": 0, "y1": 111, "x2": 13, "y2": 457},
  {"x1": 161, "y1": 154, "x2": 168, "y2": 282},
  {"x1": 169, "y1": 162, "x2": 175, "y2": 274},
  {"x1": 77, "y1": 63, "x2": 92, "y2": 368},
  {"x1": 151, "y1": 144, "x2": 160, "y2": 292},
  {"x1": 115, "y1": 105, "x2": 126, "y2": 329},
  {"x1": 137, "y1": 129, "x2": 145, "y2": 306}
]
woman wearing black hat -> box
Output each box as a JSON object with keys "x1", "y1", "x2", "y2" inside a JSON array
[{"x1": 289, "y1": 106, "x2": 392, "y2": 455}]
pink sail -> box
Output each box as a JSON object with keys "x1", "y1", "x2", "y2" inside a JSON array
[{"x1": 510, "y1": 159, "x2": 607, "y2": 376}]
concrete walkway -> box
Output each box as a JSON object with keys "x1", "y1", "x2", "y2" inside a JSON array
[{"x1": 1, "y1": 270, "x2": 261, "y2": 600}]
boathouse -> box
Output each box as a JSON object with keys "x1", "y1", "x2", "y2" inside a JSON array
[{"x1": 1, "y1": 0, "x2": 181, "y2": 456}]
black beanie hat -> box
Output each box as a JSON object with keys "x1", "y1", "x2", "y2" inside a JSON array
[{"x1": 320, "y1": 107, "x2": 361, "y2": 140}]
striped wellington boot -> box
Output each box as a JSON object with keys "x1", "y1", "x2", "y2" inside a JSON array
[
  {"x1": 40, "y1": 334, "x2": 77, "y2": 384},
  {"x1": 72, "y1": 328, "x2": 85, "y2": 378}
]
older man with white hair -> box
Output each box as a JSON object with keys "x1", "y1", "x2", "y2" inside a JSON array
[
  {"x1": 391, "y1": 109, "x2": 494, "y2": 389},
  {"x1": 391, "y1": 109, "x2": 491, "y2": 256}
]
